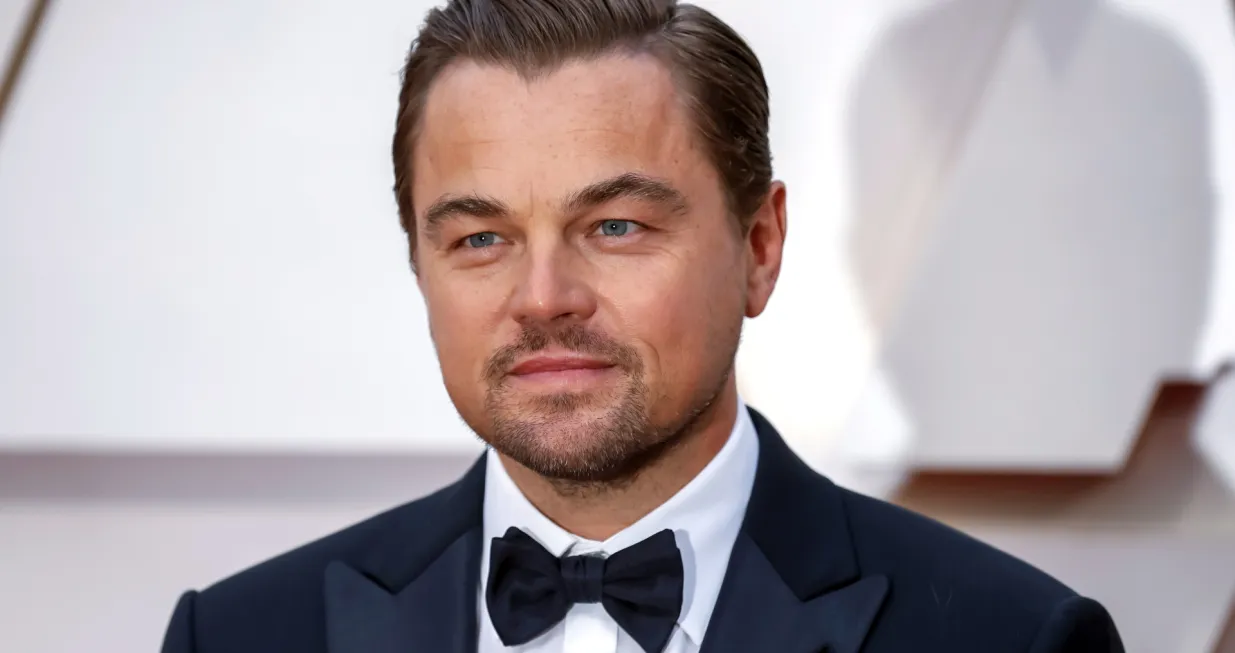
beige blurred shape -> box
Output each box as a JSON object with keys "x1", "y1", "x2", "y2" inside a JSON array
[
  {"x1": 833, "y1": 1, "x2": 1235, "y2": 651},
  {"x1": 844, "y1": 0, "x2": 1217, "y2": 471}
]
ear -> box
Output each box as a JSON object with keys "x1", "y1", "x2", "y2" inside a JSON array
[{"x1": 744, "y1": 181, "x2": 788, "y2": 318}]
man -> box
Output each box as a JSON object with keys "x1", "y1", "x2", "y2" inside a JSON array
[{"x1": 161, "y1": 1, "x2": 1124, "y2": 651}]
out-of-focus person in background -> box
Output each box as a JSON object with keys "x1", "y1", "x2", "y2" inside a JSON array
[{"x1": 159, "y1": 1, "x2": 1124, "y2": 652}]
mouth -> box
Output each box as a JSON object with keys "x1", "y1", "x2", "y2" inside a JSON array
[{"x1": 506, "y1": 354, "x2": 618, "y2": 390}]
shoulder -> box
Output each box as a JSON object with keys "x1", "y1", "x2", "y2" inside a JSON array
[
  {"x1": 837, "y1": 487, "x2": 1097, "y2": 650},
  {"x1": 840, "y1": 486, "x2": 1074, "y2": 600},
  {"x1": 168, "y1": 472, "x2": 475, "y2": 653}
]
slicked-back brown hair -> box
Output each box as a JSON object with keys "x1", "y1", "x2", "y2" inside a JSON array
[{"x1": 391, "y1": 0, "x2": 772, "y2": 270}]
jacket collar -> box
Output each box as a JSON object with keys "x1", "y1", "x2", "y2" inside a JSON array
[
  {"x1": 697, "y1": 408, "x2": 886, "y2": 653},
  {"x1": 743, "y1": 406, "x2": 863, "y2": 596}
]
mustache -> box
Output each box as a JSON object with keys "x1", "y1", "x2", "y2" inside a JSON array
[{"x1": 483, "y1": 324, "x2": 641, "y2": 383}]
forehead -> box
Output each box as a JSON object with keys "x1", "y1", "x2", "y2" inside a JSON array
[{"x1": 412, "y1": 54, "x2": 709, "y2": 214}]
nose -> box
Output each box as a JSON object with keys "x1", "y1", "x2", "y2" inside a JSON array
[{"x1": 509, "y1": 240, "x2": 597, "y2": 328}]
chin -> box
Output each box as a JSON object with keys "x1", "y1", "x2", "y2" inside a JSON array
[
  {"x1": 484, "y1": 393, "x2": 657, "y2": 483},
  {"x1": 516, "y1": 389, "x2": 611, "y2": 415},
  {"x1": 499, "y1": 437, "x2": 655, "y2": 485}
]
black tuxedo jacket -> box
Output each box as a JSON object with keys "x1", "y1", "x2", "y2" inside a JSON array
[{"x1": 161, "y1": 408, "x2": 1124, "y2": 653}]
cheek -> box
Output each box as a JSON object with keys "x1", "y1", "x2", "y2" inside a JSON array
[
  {"x1": 605, "y1": 252, "x2": 743, "y2": 384},
  {"x1": 422, "y1": 278, "x2": 502, "y2": 384}
]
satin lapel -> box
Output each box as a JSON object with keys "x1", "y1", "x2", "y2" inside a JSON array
[
  {"x1": 323, "y1": 454, "x2": 488, "y2": 653},
  {"x1": 697, "y1": 408, "x2": 890, "y2": 653},
  {"x1": 324, "y1": 526, "x2": 481, "y2": 653},
  {"x1": 700, "y1": 534, "x2": 888, "y2": 653}
]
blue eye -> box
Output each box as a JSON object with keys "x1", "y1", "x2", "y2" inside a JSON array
[
  {"x1": 597, "y1": 220, "x2": 639, "y2": 237},
  {"x1": 463, "y1": 232, "x2": 504, "y2": 248}
]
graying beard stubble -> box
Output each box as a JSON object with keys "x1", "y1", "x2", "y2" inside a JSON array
[{"x1": 482, "y1": 323, "x2": 738, "y2": 491}]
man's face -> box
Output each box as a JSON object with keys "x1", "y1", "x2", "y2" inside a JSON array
[{"x1": 411, "y1": 54, "x2": 774, "y2": 482}]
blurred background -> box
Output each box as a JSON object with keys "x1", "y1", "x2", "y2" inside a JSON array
[{"x1": 1, "y1": 0, "x2": 1233, "y2": 650}]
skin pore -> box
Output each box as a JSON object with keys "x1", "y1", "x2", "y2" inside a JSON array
[{"x1": 411, "y1": 53, "x2": 786, "y2": 541}]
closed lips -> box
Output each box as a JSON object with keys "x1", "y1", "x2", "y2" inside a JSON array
[{"x1": 509, "y1": 356, "x2": 613, "y2": 375}]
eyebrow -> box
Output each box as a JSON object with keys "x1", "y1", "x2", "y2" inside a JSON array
[
  {"x1": 561, "y1": 172, "x2": 690, "y2": 217},
  {"x1": 421, "y1": 194, "x2": 511, "y2": 241},
  {"x1": 419, "y1": 172, "x2": 689, "y2": 241}
]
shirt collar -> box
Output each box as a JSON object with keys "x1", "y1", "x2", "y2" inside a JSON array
[{"x1": 480, "y1": 396, "x2": 760, "y2": 645}]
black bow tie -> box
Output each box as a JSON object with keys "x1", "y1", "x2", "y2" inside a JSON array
[{"x1": 485, "y1": 526, "x2": 684, "y2": 653}]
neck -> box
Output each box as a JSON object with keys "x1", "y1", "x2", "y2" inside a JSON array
[{"x1": 499, "y1": 380, "x2": 740, "y2": 541}]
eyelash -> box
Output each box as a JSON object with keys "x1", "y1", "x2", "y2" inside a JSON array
[
  {"x1": 456, "y1": 232, "x2": 505, "y2": 250},
  {"x1": 592, "y1": 219, "x2": 645, "y2": 238},
  {"x1": 452, "y1": 220, "x2": 646, "y2": 250}
]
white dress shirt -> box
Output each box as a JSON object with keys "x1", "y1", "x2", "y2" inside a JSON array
[{"x1": 477, "y1": 398, "x2": 760, "y2": 653}]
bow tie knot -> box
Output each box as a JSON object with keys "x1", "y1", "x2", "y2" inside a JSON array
[
  {"x1": 560, "y1": 553, "x2": 606, "y2": 603},
  {"x1": 486, "y1": 527, "x2": 685, "y2": 653}
]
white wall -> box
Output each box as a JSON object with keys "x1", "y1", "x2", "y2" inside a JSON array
[
  {"x1": 2, "y1": 1, "x2": 1234, "y2": 652},
  {"x1": 0, "y1": 0, "x2": 472, "y2": 453}
]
